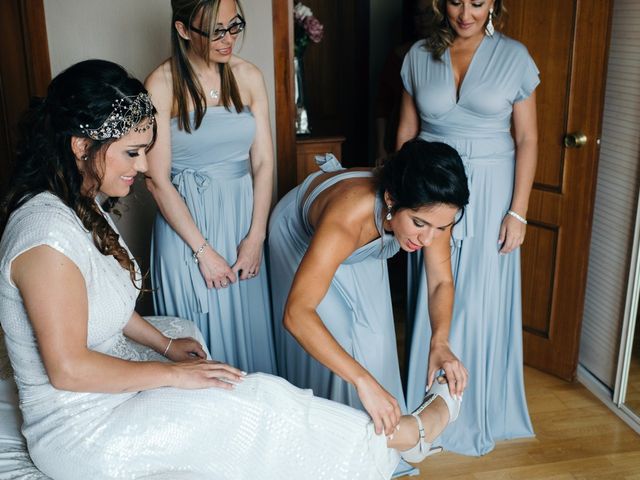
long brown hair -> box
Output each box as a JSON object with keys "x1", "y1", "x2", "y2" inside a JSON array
[
  {"x1": 423, "y1": 0, "x2": 506, "y2": 60},
  {"x1": 0, "y1": 60, "x2": 156, "y2": 289},
  {"x1": 171, "y1": 0, "x2": 245, "y2": 132}
]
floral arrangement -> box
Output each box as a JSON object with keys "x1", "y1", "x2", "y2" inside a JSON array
[{"x1": 294, "y1": 2, "x2": 324, "y2": 58}]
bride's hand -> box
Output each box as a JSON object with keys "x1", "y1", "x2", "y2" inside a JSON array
[
  {"x1": 355, "y1": 375, "x2": 401, "y2": 436},
  {"x1": 164, "y1": 337, "x2": 207, "y2": 362},
  {"x1": 171, "y1": 359, "x2": 246, "y2": 390}
]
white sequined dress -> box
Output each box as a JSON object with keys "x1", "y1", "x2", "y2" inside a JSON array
[{"x1": 0, "y1": 192, "x2": 399, "y2": 480}]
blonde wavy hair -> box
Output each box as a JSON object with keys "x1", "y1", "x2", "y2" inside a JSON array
[{"x1": 423, "y1": 0, "x2": 506, "y2": 60}]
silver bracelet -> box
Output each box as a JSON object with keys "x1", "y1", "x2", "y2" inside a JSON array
[
  {"x1": 162, "y1": 338, "x2": 173, "y2": 356},
  {"x1": 507, "y1": 210, "x2": 527, "y2": 225},
  {"x1": 192, "y1": 241, "x2": 208, "y2": 264}
]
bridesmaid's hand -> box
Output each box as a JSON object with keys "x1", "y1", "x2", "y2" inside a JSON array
[
  {"x1": 498, "y1": 214, "x2": 527, "y2": 254},
  {"x1": 198, "y1": 247, "x2": 237, "y2": 289},
  {"x1": 164, "y1": 337, "x2": 207, "y2": 362},
  {"x1": 355, "y1": 375, "x2": 401, "y2": 436},
  {"x1": 232, "y1": 235, "x2": 264, "y2": 280},
  {"x1": 171, "y1": 359, "x2": 246, "y2": 390},
  {"x1": 427, "y1": 342, "x2": 468, "y2": 399}
]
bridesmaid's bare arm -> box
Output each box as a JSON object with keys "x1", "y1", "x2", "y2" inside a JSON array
[
  {"x1": 422, "y1": 230, "x2": 468, "y2": 397},
  {"x1": 231, "y1": 60, "x2": 274, "y2": 280},
  {"x1": 396, "y1": 89, "x2": 420, "y2": 151},
  {"x1": 283, "y1": 198, "x2": 402, "y2": 436},
  {"x1": 499, "y1": 91, "x2": 538, "y2": 253},
  {"x1": 144, "y1": 63, "x2": 236, "y2": 289}
]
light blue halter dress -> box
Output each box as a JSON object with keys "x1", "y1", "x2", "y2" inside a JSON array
[
  {"x1": 268, "y1": 155, "x2": 406, "y2": 414},
  {"x1": 151, "y1": 107, "x2": 276, "y2": 374},
  {"x1": 401, "y1": 33, "x2": 539, "y2": 455}
]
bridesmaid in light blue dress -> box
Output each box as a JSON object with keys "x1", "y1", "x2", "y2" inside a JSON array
[
  {"x1": 268, "y1": 140, "x2": 470, "y2": 441},
  {"x1": 269, "y1": 156, "x2": 405, "y2": 413},
  {"x1": 397, "y1": 0, "x2": 539, "y2": 456},
  {"x1": 145, "y1": 0, "x2": 276, "y2": 374}
]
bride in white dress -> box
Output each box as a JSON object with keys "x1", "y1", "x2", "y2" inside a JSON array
[{"x1": 0, "y1": 59, "x2": 460, "y2": 480}]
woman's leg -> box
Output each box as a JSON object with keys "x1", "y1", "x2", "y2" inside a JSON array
[{"x1": 387, "y1": 379, "x2": 451, "y2": 451}]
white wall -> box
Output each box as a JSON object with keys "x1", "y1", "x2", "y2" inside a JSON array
[{"x1": 43, "y1": 0, "x2": 275, "y2": 313}]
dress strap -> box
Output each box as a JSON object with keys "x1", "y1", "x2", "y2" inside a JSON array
[
  {"x1": 300, "y1": 154, "x2": 374, "y2": 235},
  {"x1": 299, "y1": 155, "x2": 398, "y2": 259}
]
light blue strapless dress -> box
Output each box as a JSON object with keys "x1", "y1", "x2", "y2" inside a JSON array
[
  {"x1": 401, "y1": 33, "x2": 539, "y2": 455},
  {"x1": 151, "y1": 107, "x2": 276, "y2": 374},
  {"x1": 268, "y1": 155, "x2": 406, "y2": 413}
]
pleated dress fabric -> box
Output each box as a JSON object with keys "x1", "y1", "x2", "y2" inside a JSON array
[
  {"x1": 401, "y1": 33, "x2": 539, "y2": 455},
  {"x1": 268, "y1": 155, "x2": 407, "y2": 413},
  {"x1": 151, "y1": 106, "x2": 276, "y2": 375},
  {"x1": 0, "y1": 193, "x2": 399, "y2": 480}
]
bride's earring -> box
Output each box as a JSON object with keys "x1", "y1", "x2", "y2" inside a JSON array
[
  {"x1": 386, "y1": 204, "x2": 393, "y2": 221},
  {"x1": 485, "y1": 7, "x2": 495, "y2": 36}
]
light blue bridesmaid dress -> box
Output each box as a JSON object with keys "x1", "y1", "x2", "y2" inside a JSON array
[
  {"x1": 401, "y1": 32, "x2": 539, "y2": 455},
  {"x1": 151, "y1": 106, "x2": 276, "y2": 375},
  {"x1": 268, "y1": 155, "x2": 406, "y2": 414}
]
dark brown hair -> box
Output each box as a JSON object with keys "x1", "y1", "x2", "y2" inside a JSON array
[
  {"x1": 0, "y1": 59, "x2": 156, "y2": 288},
  {"x1": 378, "y1": 139, "x2": 469, "y2": 213},
  {"x1": 171, "y1": 0, "x2": 245, "y2": 132}
]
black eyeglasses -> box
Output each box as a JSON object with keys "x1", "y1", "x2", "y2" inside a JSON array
[{"x1": 189, "y1": 16, "x2": 246, "y2": 41}]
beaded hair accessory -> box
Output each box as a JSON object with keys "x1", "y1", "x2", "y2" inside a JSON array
[{"x1": 79, "y1": 92, "x2": 155, "y2": 140}]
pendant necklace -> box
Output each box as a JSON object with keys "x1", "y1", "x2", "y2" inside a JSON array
[{"x1": 210, "y1": 89, "x2": 220, "y2": 100}]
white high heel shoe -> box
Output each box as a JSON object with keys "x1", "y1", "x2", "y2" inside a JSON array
[{"x1": 400, "y1": 377, "x2": 462, "y2": 463}]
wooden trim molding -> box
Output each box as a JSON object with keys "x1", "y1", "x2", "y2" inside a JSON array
[
  {"x1": 19, "y1": 0, "x2": 51, "y2": 95},
  {"x1": 0, "y1": 0, "x2": 51, "y2": 187},
  {"x1": 271, "y1": 0, "x2": 297, "y2": 198}
]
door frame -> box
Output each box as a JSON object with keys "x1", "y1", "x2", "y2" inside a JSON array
[
  {"x1": 0, "y1": 0, "x2": 51, "y2": 183},
  {"x1": 271, "y1": 0, "x2": 297, "y2": 198},
  {"x1": 17, "y1": 0, "x2": 51, "y2": 95}
]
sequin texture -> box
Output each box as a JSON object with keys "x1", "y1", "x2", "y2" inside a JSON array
[{"x1": 0, "y1": 193, "x2": 400, "y2": 479}]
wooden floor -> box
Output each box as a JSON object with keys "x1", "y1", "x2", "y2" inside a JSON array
[{"x1": 402, "y1": 366, "x2": 640, "y2": 479}]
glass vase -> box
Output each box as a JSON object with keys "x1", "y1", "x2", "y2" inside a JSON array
[{"x1": 294, "y1": 55, "x2": 311, "y2": 135}]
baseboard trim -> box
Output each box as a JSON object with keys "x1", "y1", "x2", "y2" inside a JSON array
[{"x1": 577, "y1": 364, "x2": 640, "y2": 435}]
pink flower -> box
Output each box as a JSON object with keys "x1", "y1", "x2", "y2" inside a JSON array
[{"x1": 304, "y1": 16, "x2": 324, "y2": 43}]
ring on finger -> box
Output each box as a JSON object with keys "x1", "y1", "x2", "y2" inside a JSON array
[{"x1": 221, "y1": 281, "x2": 229, "y2": 287}]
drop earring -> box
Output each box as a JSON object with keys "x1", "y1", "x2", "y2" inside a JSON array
[
  {"x1": 485, "y1": 7, "x2": 495, "y2": 36},
  {"x1": 386, "y1": 204, "x2": 393, "y2": 221}
]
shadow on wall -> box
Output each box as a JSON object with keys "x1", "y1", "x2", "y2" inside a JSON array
[{"x1": 112, "y1": 180, "x2": 157, "y2": 315}]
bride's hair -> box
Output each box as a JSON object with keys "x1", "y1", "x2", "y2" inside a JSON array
[
  {"x1": 0, "y1": 59, "x2": 155, "y2": 287},
  {"x1": 377, "y1": 139, "x2": 469, "y2": 217}
]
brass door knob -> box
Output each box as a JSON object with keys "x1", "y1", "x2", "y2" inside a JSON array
[{"x1": 564, "y1": 132, "x2": 588, "y2": 148}]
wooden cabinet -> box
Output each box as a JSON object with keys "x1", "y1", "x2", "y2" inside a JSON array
[{"x1": 295, "y1": 135, "x2": 345, "y2": 182}]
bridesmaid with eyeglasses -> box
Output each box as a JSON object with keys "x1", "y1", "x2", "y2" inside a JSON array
[{"x1": 145, "y1": 0, "x2": 277, "y2": 374}]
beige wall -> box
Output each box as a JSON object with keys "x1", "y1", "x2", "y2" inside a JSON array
[{"x1": 43, "y1": 0, "x2": 275, "y2": 313}]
